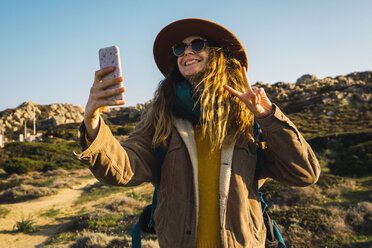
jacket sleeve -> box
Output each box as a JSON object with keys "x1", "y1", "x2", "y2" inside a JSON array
[
  {"x1": 74, "y1": 116, "x2": 157, "y2": 187},
  {"x1": 256, "y1": 104, "x2": 321, "y2": 187}
]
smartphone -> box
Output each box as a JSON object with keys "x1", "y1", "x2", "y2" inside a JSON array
[{"x1": 98, "y1": 45, "x2": 124, "y2": 101}]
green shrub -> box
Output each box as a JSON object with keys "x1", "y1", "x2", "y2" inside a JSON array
[
  {"x1": 116, "y1": 126, "x2": 135, "y2": 135},
  {"x1": 0, "y1": 141, "x2": 84, "y2": 174},
  {"x1": 0, "y1": 180, "x2": 20, "y2": 191},
  {"x1": 4, "y1": 157, "x2": 45, "y2": 174},
  {"x1": 14, "y1": 216, "x2": 39, "y2": 233},
  {"x1": 316, "y1": 174, "x2": 345, "y2": 189},
  {"x1": 72, "y1": 210, "x2": 122, "y2": 233},
  {"x1": 127, "y1": 190, "x2": 152, "y2": 202},
  {"x1": 271, "y1": 207, "x2": 332, "y2": 233},
  {"x1": 329, "y1": 141, "x2": 372, "y2": 176},
  {"x1": 44, "y1": 123, "x2": 80, "y2": 140},
  {"x1": 259, "y1": 179, "x2": 291, "y2": 202}
]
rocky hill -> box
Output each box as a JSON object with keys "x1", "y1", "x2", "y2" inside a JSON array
[
  {"x1": 0, "y1": 101, "x2": 149, "y2": 140},
  {"x1": 0, "y1": 71, "x2": 371, "y2": 141},
  {"x1": 0, "y1": 102, "x2": 84, "y2": 133},
  {"x1": 257, "y1": 71, "x2": 372, "y2": 140}
]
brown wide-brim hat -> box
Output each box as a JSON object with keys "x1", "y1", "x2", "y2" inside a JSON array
[{"x1": 153, "y1": 18, "x2": 248, "y2": 76}]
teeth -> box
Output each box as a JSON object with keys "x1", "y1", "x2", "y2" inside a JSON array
[{"x1": 185, "y1": 60, "x2": 197, "y2": 66}]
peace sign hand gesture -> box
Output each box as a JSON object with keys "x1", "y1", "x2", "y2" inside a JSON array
[{"x1": 223, "y1": 67, "x2": 273, "y2": 118}]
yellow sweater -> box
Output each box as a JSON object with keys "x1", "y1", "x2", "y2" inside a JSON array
[{"x1": 195, "y1": 127, "x2": 221, "y2": 248}]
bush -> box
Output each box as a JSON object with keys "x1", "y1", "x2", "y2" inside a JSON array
[
  {"x1": 70, "y1": 232, "x2": 120, "y2": 248},
  {"x1": 43, "y1": 123, "x2": 80, "y2": 140},
  {"x1": 0, "y1": 184, "x2": 58, "y2": 202},
  {"x1": 13, "y1": 215, "x2": 39, "y2": 233},
  {"x1": 106, "y1": 196, "x2": 145, "y2": 213},
  {"x1": 259, "y1": 179, "x2": 290, "y2": 203},
  {"x1": 72, "y1": 209, "x2": 122, "y2": 233},
  {"x1": 329, "y1": 141, "x2": 372, "y2": 176},
  {"x1": 271, "y1": 206, "x2": 350, "y2": 247},
  {"x1": 274, "y1": 186, "x2": 322, "y2": 206},
  {"x1": 271, "y1": 207, "x2": 332, "y2": 234},
  {"x1": 116, "y1": 126, "x2": 135, "y2": 135},
  {"x1": 0, "y1": 141, "x2": 84, "y2": 174},
  {"x1": 346, "y1": 201, "x2": 372, "y2": 234},
  {"x1": 69, "y1": 233, "x2": 158, "y2": 248},
  {"x1": 316, "y1": 174, "x2": 345, "y2": 189},
  {"x1": 4, "y1": 157, "x2": 45, "y2": 174}
]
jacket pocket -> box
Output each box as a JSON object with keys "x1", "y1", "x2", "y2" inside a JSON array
[{"x1": 233, "y1": 141, "x2": 258, "y2": 184}]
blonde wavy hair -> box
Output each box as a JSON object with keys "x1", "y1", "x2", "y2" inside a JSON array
[{"x1": 135, "y1": 46, "x2": 254, "y2": 150}]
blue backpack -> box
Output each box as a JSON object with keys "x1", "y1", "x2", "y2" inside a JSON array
[{"x1": 132, "y1": 121, "x2": 287, "y2": 248}]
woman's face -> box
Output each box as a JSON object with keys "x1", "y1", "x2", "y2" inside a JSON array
[{"x1": 176, "y1": 36, "x2": 209, "y2": 80}]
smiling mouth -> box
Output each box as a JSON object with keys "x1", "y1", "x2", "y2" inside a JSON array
[{"x1": 184, "y1": 59, "x2": 200, "y2": 66}]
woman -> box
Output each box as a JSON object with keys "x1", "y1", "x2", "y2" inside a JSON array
[{"x1": 76, "y1": 18, "x2": 320, "y2": 248}]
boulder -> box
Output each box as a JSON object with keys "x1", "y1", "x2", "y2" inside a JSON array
[{"x1": 296, "y1": 74, "x2": 318, "y2": 84}]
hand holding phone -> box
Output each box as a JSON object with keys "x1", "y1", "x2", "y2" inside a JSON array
[{"x1": 98, "y1": 45, "x2": 124, "y2": 101}]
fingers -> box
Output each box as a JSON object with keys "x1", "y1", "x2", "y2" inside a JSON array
[
  {"x1": 97, "y1": 76, "x2": 124, "y2": 90},
  {"x1": 87, "y1": 96, "x2": 125, "y2": 119},
  {"x1": 90, "y1": 84, "x2": 125, "y2": 107},
  {"x1": 90, "y1": 76, "x2": 123, "y2": 97},
  {"x1": 254, "y1": 88, "x2": 261, "y2": 104},
  {"x1": 223, "y1": 85, "x2": 243, "y2": 99},
  {"x1": 96, "y1": 98, "x2": 126, "y2": 109},
  {"x1": 94, "y1": 67, "x2": 115, "y2": 83},
  {"x1": 242, "y1": 67, "x2": 253, "y2": 93},
  {"x1": 87, "y1": 71, "x2": 125, "y2": 116},
  {"x1": 95, "y1": 85, "x2": 125, "y2": 100}
]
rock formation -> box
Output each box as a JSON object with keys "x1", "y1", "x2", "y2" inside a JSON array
[
  {"x1": 0, "y1": 102, "x2": 85, "y2": 136},
  {"x1": 0, "y1": 71, "x2": 370, "y2": 140},
  {"x1": 255, "y1": 71, "x2": 371, "y2": 115},
  {"x1": 0, "y1": 101, "x2": 150, "y2": 138}
]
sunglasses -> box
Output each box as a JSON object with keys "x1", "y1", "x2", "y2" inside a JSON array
[{"x1": 172, "y1": 38, "x2": 208, "y2": 57}]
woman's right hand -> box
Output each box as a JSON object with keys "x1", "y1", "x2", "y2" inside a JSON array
[{"x1": 84, "y1": 67, "x2": 125, "y2": 141}]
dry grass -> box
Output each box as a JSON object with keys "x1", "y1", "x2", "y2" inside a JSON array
[
  {"x1": 274, "y1": 185, "x2": 323, "y2": 206},
  {"x1": 69, "y1": 232, "x2": 159, "y2": 248},
  {"x1": 0, "y1": 163, "x2": 369, "y2": 247},
  {"x1": 261, "y1": 173, "x2": 372, "y2": 247},
  {"x1": 0, "y1": 184, "x2": 58, "y2": 202},
  {"x1": 346, "y1": 201, "x2": 372, "y2": 234},
  {"x1": 52, "y1": 177, "x2": 82, "y2": 188},
  {"x1": 105, "y1": 195, "x2": 146, "y2": 213},
  {"x1": 44, "y1": 168, "x2": 69, "y2": 176},
  {"x1": 70, "y1": 232, "x2": 126, "y2": 248},
  {"x1": 0, "y1": 169, "x2": 92, "y2": 194}
]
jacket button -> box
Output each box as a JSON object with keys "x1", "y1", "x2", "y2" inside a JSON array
[{"x1": 186, "y1": 230, "x2": 191, "y2": 235}]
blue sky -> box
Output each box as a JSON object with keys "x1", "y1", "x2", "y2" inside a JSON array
[{"x1": 0, "y1": 0, "x2": 371, "y2": 111}]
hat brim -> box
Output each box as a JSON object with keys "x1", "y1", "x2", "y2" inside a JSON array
[{"x1": 153, "y1": 18, "x2": 248, "y2": 76}]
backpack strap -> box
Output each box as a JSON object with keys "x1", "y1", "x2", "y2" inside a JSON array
[
  {"x1": 254, "y1": 120, "x2": 264, "y2": 181},
  {"x1": 132, "y1": 223, "x2": 141, "y2": 248},
  {"x1": 260, "y1": 192, "x2": 287, "y2": 248}
]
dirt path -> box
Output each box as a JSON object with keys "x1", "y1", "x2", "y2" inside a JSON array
[{"x1": 0, "y1": 178, "x2": 98, "y2": 248}]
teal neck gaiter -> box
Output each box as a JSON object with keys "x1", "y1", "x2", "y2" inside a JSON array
[{"x1": 175, "y1": 80, "x2": 201, "y2": 119}]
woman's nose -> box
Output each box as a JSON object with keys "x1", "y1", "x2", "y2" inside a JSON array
[{"x1": 184, "y1": 44, "x2": 194, "y2": 55}]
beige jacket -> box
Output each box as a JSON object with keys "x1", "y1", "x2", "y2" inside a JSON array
[{"x1": 75, "y1": 105, "x2": 320, "y2": 248}]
